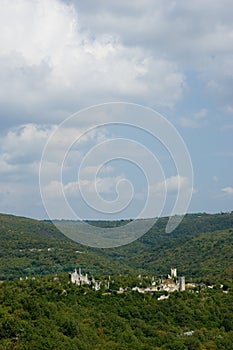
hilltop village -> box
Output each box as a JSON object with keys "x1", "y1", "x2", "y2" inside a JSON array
[{"x1": 69, "y1": 267, "x2": 186, "y2": 296}]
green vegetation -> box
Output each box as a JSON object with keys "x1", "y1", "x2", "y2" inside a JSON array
[
  {"x1": 0, "y1": 214, "x2": 134, "y2": 280},
  {"x1": 0, "y1": 275, "x2": 232, "y2": 349},
  {"x1": 0, "y1": 212, "x2": 232, "y2": 282},
  {"x1": 89, "y1": 212, "x2": 233, "y2": 283},
  {"x1": 0, "y1": 212, "x2": 232, "y2": 348}
]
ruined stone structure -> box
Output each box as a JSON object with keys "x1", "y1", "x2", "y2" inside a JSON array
[
  {"x1": 170, "y1": 268, "x2": 177, "y2": 278},
  {"x1": 178, "y1": 276, "x2": 185, "y2": 291},
  {"x1": 69, "y1": 268, "x2": 90, "y2": 286},
  {"x1": 69, "y1": 267, "x2": 185, "y2": 293}
]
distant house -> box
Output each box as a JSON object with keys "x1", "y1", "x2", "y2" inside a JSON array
[{"x1": 157, "y1": 295, "x2": 169, "y2": 301}]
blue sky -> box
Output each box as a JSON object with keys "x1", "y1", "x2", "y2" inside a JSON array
[{"x1": 0, "y1": 0, "x2": 232, "y2": 220}]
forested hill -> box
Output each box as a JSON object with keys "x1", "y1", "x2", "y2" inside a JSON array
[
  {"x1": 97, "y1": 212, "x2": 233, "y2": 281},
  {"x1": 0, "y1": 274, "x2": 232, "y2": 349},
  {"x1": 0, "y1": 212, "x2": 232, "y2": 281}
]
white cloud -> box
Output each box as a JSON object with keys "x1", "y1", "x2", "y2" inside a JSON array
[
  {"x1": 76, "y1": 0, "x2": 233, "y2": 109},
  {"x1": 165, "y1": 175, "x2": 190, "y2": 192},
  {"x1": 77, "y1": 175, "x2": 125, "y2": 195},
  {"x1": 40, "y1": 180, "x2": 63, "y2": 199},
  {"x1": 193, "y1": 109, "x2": 207, "y2": 120},
  {"x1": 0, "y1": 0, "x2": 185, "y2": 129},
  {"x1": 0, "y1": 124, "x2": 55, "y2": 190},
  {"x1": 150, "y1": 175, "x2": 191, "y2": 194},
  {"x1": 42, "y1": 174, "x2": 134, "y2": 218},
  {"x1": 0, "y1": 124, "x2": 54, "y2": 165},
  {"x1": 0, "y1": 0, "x2": 232, "y2": 219},
  {"x1": 0, "y1": 158, "x2": 17, "y2": 174},
  {"x1": 0, "y1": 0, "x2": 232, "y2": 120},
  {"x1": 222, "y1": 187, "x2": 233, "y2": 195},
  {"x1": 0, "y1": 122, "x2": 101, "y2": 169},
  {"x1": 179, "y1": 109, "x2": 208, "y2": 128}
]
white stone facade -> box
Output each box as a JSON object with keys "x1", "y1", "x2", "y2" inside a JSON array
[{"x1": 69, "y1": 268, "x2": 91, "y2": 286}]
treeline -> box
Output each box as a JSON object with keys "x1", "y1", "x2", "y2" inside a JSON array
[
  {"x1": 0, "y1": 212, "x2": 232, "y2": 281},
  {"x1": 94, "y1": 213, "x2": 233, "y2": 281}
]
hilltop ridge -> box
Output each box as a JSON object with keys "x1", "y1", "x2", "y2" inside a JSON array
[{"x1": 0, "y1": 212, "x2": 232, "y2": 281}]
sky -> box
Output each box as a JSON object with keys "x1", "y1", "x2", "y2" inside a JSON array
[{"x1": 0, "y1": 0, "x2": 232, "y2": 221}]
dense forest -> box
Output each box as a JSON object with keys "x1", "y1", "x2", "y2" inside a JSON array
[
  {"x1": 0, "y1": 212, "x2": 232, "y2": 349},
  {"x1": 0, "y1": 274, "x2": 232, "y2": 349},
  {"x1": 0, "y1": 212, "x2": 232, "y2": 282}
]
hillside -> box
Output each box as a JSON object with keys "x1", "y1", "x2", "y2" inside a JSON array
[
  {"x1": 0, "y1": 214, "x2": 133, "y2": 280},
  {"x1": 0, "y1": 275, "x2": 232, "y2": 350},
  {"x1": 0, "y1": 212, "x2": 232, "y2": 281},
  {"x1": 98, "y1": 213, "x2": 233, "y2": 281}
]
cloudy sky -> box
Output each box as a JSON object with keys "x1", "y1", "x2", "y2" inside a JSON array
[{"x1": 0, "y1": 0, "x2": 232, "y2": 220}]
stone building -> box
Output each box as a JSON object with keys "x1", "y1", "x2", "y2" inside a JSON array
[
  {"x1": 69, "y1": 268, "x2": 90, "y2": 286},
  {"x1": 178, "y1": 276, "x2": 185, "y2": 291}
]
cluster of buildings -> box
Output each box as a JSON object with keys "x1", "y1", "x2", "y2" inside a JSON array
[
  {"x1": 69, "y1": 267, "x2": 186, "y2": 294},
  {"x1": 69, "y1": 268, "x2": 109, "y2": 291},
  {"x1": 132, "y1": 268, "x2": 185, "y2": 293}
]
